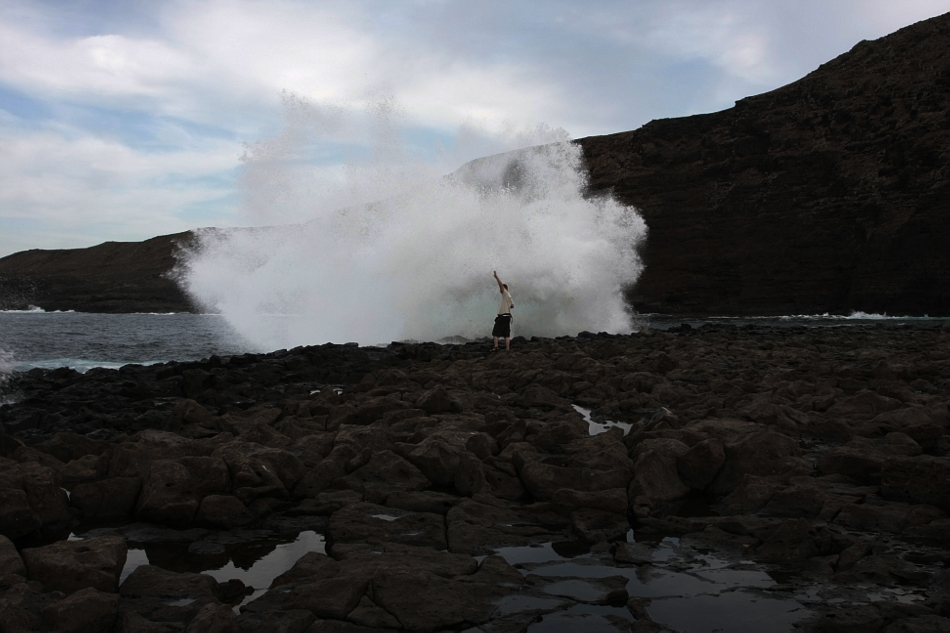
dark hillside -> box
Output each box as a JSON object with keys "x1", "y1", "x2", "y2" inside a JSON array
[
  {"x1": 0, "y1": 233, "x2": 194, "y2": 313},
  {"x1": 578, "y1": 12, "x2": 950, "y2": 315}
]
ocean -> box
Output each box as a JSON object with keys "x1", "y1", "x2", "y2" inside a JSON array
[{"x1": 1, "y1": 309, "x2": 945, "y2": 376}]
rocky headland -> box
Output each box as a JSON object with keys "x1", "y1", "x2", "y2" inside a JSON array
[
  {"x1": 1, "y1": 323, "x2": 950, "y2": 631},
  {"x1": 3, "y1": 12, "x2": 950, "y2": 316}
]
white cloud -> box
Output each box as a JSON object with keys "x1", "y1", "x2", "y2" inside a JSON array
[
  {"x1": 2, "y1": 0, "x2": 950, "y2": 256},
  {"x1": 0, "y1": 124, "x2": 240, "y2": 255}
]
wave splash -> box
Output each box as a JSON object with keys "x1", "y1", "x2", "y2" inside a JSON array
[{"x1": 177, "y1": 119, "x2": 646, "y2": 349}]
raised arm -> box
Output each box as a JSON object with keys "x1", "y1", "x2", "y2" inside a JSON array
[{"x1": 493, "y1": 270, "x2": 504, "y2": 292}]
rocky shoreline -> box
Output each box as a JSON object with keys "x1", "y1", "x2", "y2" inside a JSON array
[{"x1": 1, "y1": 323, "x2": 950, "y2": 632}]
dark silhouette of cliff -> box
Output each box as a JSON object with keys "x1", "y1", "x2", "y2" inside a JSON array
[
  {"x1": 0, "y1": 233, "x2": 194, "y2": 313},
  {"x1": 577, "y1": 12, "x2": 950, "y2": 316},
  {"x1": 2, "y1": 12, "x2": 949, "y2": 315}
]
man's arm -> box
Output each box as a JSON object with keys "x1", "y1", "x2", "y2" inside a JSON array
[{"x1": 493, "y1": 270, "x2": 504, "y2": 292}]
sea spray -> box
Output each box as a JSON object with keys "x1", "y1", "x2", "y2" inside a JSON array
[
  {"x1": 0, "y1": 349, "x2": 16, "y2": 405},
  {"x1": 177, "y1": 104, "x2": 647, "y2": 349}
]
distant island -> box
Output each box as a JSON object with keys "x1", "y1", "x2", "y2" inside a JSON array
[{"x1": 2, "y1": 12, "x2": 949, "y2": 316}]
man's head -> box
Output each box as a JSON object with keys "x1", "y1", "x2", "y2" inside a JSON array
[{"x1": 503, "y1": 284, "x2": 508, "y2": 290}]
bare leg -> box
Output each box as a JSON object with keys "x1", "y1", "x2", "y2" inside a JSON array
[
  {"x1": 493, "y1": 336, "x2": 499, "y2": 349},
  {"x1": 505, "y1": 337, "x2": 511, "y2": 351}
]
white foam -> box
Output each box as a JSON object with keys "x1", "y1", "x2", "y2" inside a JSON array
[
  {"x1": 177, "y1": 121, "x2": 647, "y2": 349},
  {"x1": 0, "y1": 349, "x2": 15, "y2": 405},
  {"x1": 9, "y1": 359, "x2": 161, "y2": 374}
]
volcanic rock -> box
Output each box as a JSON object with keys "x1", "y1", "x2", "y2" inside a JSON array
[
  {"x1": 41, "y1": 587, "x2": 120, "y2": 633},
  {"x1": 21, "y1": 536, "x2": 127, "y2": 594}
]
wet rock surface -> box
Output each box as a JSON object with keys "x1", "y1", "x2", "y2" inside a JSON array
[{"x1": 1, "y1": 323, "x2": 950, "y2": 631}]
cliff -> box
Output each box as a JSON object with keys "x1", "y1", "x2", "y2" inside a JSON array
[
  {"x1": 2, "y1": 12, "x2": 949, "y2": 315},
  {"x1": 0, "y1": 232, "x2": 194, "y2": 313},
  {"x1": 578, "y1": 12, "x2": 950, "y2": 315}
]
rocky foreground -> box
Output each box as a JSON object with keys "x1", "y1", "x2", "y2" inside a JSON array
[{"x1": 1, "y1": 324, "x2": 950, "y2": 632}]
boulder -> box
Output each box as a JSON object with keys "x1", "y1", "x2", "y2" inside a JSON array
[
  {"x1": 41, "y1": 587, "x2": 120, "y2": 633},
  {"x1": 109, "y1": 431, "x2": 209, "y2": 479},
  {"x1": 71, "y1": 477, "x2": 142, "y2": 519},
  {"x1": 445, "y1": 497, "x2": 568, "y2": 555},
  {"x1": 551, "y1": 488, "x2": 629, "y2": 515},
  {"x1": 416, "y1": 386, "x2": 462, "y2": 414},
  {"x1": 184, "y1": 603, "x2": 239, "y2": 633},
  {"x1": 677, "y1": 438, "x2": 725, "y2": 491},
  {"x1": 881, "y1": 455, "x2": 950, "y2": 511},
  {"x1": 570, "y1": 508, "x2": 630, "y2": 543},
  {"x1": 328, "y1": 502, "x2": 446, "y2": 549},
  {"x1": 760, "y1": 483, "x2": 830, "y2": 519},
  {"x1": 59, "y1": 454, "x2": 106, "y2": 487},
  {"x1": 628, "y1": 438, "x2": 690, "y2": 507},
  {"x1": 0, "y1": 487, "x2": 41, "y2": 539},
  {"x1": 371, "y1": 555, "x2": 522, "y2": 630},
  {"x1": 43, "y1": 431, "x2": 107, "y2": 464},
  {"x1": 0, "y1": 462, "x2": 72, "y2": 537},
  {"x1": 21, "y1": 536, "x2": 128, "y2": 593},
  {"x1": 211, "y1": 441, "x2": 305, "y2": 503},
  {"x1": 717, "y1": 475, "x2": 784, "y2": 515},
  {"x1": 518, "y1": 450, "x2": 634, "y2": 501},
  {"x1": 137, "y1": 457, "x2": 230, "y2": 527},
  {"x1": 346, "y1": 595, "x2": 402, "y2": 629},
  {"x1": 753, "y1": 518, "x2": 820, "y2": 563},
  {"x1": 710, "y1": 430, "x2": 811, "y2": 495},
  {"x1": 119, "y1": 564, "x2": 226, "y2": 625},
  {"x1": 120, "y1": 564, "x2": 219, "y2": 600},
  {"x1": 333, "y1": 450, "x2": 430, "y2": 504},
  {"x1": 278, "y1": 576, "x2": 368, "y2": 620},
  {"x1": 194, "y1": 495, "x2": 255, "y2": 529},
  {"x1": 465, "y1": 433, "x2": 498, "y2": 460},
  {"x1": 270, "y1": 551, "x2": 341, "y2": 587},
  {"x1": 385, "y1": 490, "x2": 465, "y2": 515},
  {"x1": 818, "y1": 433, "x2": 924, "y2": 483},
  {"x1": 289, "y1": 434, "x2": 336, "y2": 468},
  {"x1": 236, "y1": 610, "x2": 315, "y2": 633},
  {"x1": 169, "y1": 399, "x2": 221, "y2": 437},
  {"x1": 0, "y1": 534, "x2": 26, "y2": 577},
  {"x1": 407, "y1": 438, "x2": 463, "y2": 488},
  {"x1": 331, "y1": 542, "x2": 479, "y2": 580}
]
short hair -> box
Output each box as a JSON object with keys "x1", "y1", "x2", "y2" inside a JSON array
[{"x1": 503, "y1": 284, "x2": 508, "y2": 290}]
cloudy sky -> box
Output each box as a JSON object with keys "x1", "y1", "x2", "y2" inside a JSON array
[{"x1": 1, "y1": 0, "x2": 949, "y2": 257}]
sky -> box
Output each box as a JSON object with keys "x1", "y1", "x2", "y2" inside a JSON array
[{"x1": 1, "y1": 0, "x2": 949, "y2": 258}]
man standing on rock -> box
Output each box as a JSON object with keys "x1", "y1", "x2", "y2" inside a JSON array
[{"x1": 492, "y1": 270, "x2": 514, "y2": 352}]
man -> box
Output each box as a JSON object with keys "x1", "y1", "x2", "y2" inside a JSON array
[{"x1": 491, "y1": 270, "x2": 514, "y2": 351}]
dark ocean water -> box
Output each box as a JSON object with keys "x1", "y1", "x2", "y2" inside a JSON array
[
  {"x1": 0, "y1": 311, "x2": 250, "y2": 373},
  {"x1": 0, "y1": 309, "x2": 945, "y2": 375}
]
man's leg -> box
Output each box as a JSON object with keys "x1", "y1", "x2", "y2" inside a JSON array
[
  {"x1": 505, "y1": 336, "x2": 511, "y2": 351},
  {"x1": 493, "y1": 336, "x2": 499, "y2": 349}
]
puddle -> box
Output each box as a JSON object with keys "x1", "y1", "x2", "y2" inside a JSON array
[
  {"x1": 649, "y1": 591, "x2": 813, "y2": 633},
  {"x1": 164, "y1": 598, "x2": 196, "y2": 607},
  {"x1": 495, "y1": 542, "x2": 590, "y2": 566},
  {"x1": 526, "y1": 604, "x2": 633, "y2": 632},
  {"x1": 493, "y1": 594, "x2": 565, "y2": 614},
  {"x1": 75, "y1": 526, "x2": 325, "y2": 610},
  {"x1": 572, "y1": 405, "x2": 633, "y2": 436},
  {"x1": 494, "y1": 541, "x2": 813, "y2": 632},
  {"x1": 543, "y1": 579, "x2": 614, "y2": 601}
]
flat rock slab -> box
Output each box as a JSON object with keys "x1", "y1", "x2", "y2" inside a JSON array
[
  {"x1": 21, "y1": 535, "x2": 127, "y2": 594},
  {"x1": 328, "y1": 502, "x2": 446, "y2": 549},
  {"x1": 446, "y1": 497, "x2": 571, "y2": 555}
]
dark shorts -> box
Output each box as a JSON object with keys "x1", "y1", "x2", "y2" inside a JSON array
[{"x1": 492, "y1": 313, "x2": 512, "y2": 338}]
